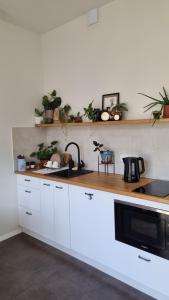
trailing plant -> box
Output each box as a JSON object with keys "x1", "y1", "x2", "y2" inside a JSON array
[
  {"x1": 30, "y1": 141, "x2": 58, "y2": 161},
  {"x1": 83, "y1": 101, "x2": 96, "y2": 121},
  {"x1": 138, "y1": 87, "x2": 169, "y2": 123},
  {"x1": 35, "y1": 108, "x2": 44, "y2": 117},
  {"x1": 42, "y1": 90, "x2": 62, "y2": 111}
]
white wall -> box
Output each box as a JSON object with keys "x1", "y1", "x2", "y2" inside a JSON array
[
  {"x1": 42, "y1": 0, "x2": 169, "y2": 180},
  {"x1": 0, "y1": 19, "x2": 42, "y2": 236}
]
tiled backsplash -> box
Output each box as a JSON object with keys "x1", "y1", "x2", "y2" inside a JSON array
[
  {"x1": 12, "y1": 124, "x2": 169, "y2": 180},
  {"x1": 12, "y1": 127, "x2": 46, "y2": 169}
]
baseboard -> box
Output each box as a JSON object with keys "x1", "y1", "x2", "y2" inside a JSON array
[{"x1": 0, "y1": 228, "x2": 22, "y2": 242}]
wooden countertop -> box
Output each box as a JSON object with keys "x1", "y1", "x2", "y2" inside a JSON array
[{"x1": 16, "y1": 171, "x2": 169, "y2": 206}]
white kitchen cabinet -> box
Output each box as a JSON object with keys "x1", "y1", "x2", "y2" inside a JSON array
[
  {"x1": 54, "y1": 182, "x2": 70, "y2": 248},
  {"x1": 19, "y1": 206, "x2": 41, "y2": 235},
  {"x1": 18, "y1": 186, "x2": 41, "y2": 212},
  {"x1": 113, "y1": 241, "x2": 169, "y2": 297},
  {"x1": 69, "y1": 185, "x2": 115, "y2": 267},
  {"x1": 17, "y1": 175, "x2": 40, "y2": 189},
  {"x1": 17, "y1": 175, "x2": 41, "y2": 235},
  {"x1": 40, "y1": 179, "x2": 55, "y2": 241}
]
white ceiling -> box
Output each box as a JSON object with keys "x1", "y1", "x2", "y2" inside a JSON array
[{"x1": 0, "y1": 0, "x2": 113, "y2": 33}]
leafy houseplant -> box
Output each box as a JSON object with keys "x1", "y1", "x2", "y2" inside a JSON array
[
  {"x1": 93, "y1": 141, "x2": 113, "y2": 163},
  {"x1": 74, "y1": 112, "x2": 82, "y2": 123},
  {"x1": 60, "y1": 104, "x2": 71, "y2": 123},
  {"x1": 83, "y1": 101, "x2": 97, "y2": 122},
  {"x1": 111, "y1": 102, "x2": 128, "y2": 121},
  {"x1": 30, "y1": 141, "x2": 58, "y2": 166},
  {"x1": 42, "y1": 90, "x2": 62, "y2": 123},
  {"x1": 34, "y1": 108, "x2": 44, "y2": 125},
  {"x1": 139, "y1": 87, "x2": 169, "y2": 123},
  {"x1": 112, "y1": 103, "x2": 128, "y2": 113}
]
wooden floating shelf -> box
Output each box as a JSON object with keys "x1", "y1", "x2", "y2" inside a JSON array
[{"x1": 35, "y1": 118, "x2": 169, "y2": 128}]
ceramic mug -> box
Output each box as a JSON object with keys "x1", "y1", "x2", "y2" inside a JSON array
[
  {"x1": 52, "y1": 161, "x2": 59, "y2": 168},
  {"x1": 46, "y1": 161, "x2": 53, "y2": 168}
]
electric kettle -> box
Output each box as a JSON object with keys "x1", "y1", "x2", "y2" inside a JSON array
[{"x1": 123, "y1": 157, "x2": 145, "y2": 183}]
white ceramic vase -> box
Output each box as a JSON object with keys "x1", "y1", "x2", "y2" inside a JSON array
[{"x1": 35, "y1": 116, "x2": 43, "y2": 125}]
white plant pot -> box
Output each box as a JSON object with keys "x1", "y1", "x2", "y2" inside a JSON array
[{"x1": 35, "y1": 116, "x2": 43, "y2": 125}]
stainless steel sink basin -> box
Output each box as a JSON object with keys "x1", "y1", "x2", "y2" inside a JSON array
[{"x1": 46, "y1": 169, "x2": 93, "y2": 179}]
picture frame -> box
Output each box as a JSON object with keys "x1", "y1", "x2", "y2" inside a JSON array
[{"x1": 102, "y1": 93, "x2": 120, "y2": 111}]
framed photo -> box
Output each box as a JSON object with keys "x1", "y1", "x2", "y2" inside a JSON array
[{"x1": 102, "y1": 93, "x2": 120, "y2": 111}]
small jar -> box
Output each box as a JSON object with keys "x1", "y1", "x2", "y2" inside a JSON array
[{"x1": 17, "y1": 158, "x2": 26, "y2": 172}]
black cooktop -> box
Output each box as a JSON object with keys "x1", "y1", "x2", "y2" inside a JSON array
[{"x1": 133, "y1": 180, "x2": 169, "y2": 198}]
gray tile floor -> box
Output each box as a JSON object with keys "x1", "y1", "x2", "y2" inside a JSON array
[{"x1": 0, "y1": 233, "x2": 154, "y2": 300}]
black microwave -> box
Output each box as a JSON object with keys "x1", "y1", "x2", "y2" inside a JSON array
[{"x1": 114, "y1": 200, "x2": 169, "y2": 260}]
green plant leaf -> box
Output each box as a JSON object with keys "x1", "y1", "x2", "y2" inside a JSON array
[
  {"x1": 51, "y1": 140, "x2": 58, "y2": 145},
  {"x1": 30, "y1": 152, "x2": 36, "y2": 157},
  {"x1": 51, "y1": 90, "x2": 56, "y2": 97},
  {"x1": 163, "y1": 87, "x2": 169, "y2": 100},
  {"x1": 138, "y1": 93, "x2": 162, "y2": 102}
]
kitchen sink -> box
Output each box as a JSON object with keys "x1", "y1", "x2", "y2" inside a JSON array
[{"x1": 46, "y1": 169, "x2": 93, "y2": 179}]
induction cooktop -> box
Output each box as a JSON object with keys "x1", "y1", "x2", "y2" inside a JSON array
[{"x1": 133, "y1": 180, "x2": 169, "y2": 198}]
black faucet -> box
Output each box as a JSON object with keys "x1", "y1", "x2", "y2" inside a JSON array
[{"x1": 65, "y1": 142, "x2": 85, "y2": 171}]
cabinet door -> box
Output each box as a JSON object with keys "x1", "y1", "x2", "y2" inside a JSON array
[
  {"x1": 19, "y1": 206, "x2": 41, "y2": 235},
  {"x1": 54, "y1": 182, "x2": 70, "y2": 248},
  {"x1": 70, "y1": 185, "x2": 114, "y2": 266},
  {"x1": 41, "y1": 180, "x2": 55, "y2": 241}
]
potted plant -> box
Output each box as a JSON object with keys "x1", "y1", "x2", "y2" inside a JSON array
[
  {"x1": 111, "y1": 103, "x2": 128, "y2": 120},
  {"x1": 60, "y1": 104, "x2": 71, "y2": 123},
  {"x1": 74, "y1": 112, "x2": 83, "y2": 123},
  {"x1": 93, "y1": 141, "x2": 113, "y2": 163},
  {"x1": 68, "y1": 114, "x2": 75, "y2": 123},
  {"x1": 83, "y1": 101, "x2": 97, "y2": 122},
  {"x1": 138, "y1": 87, "x2": 169, "y2": 123},
  {"x1": 34, "y1": 108, "x2": 44, "y2": 125},
  {"x1": 42, "y1": 90, "x2": 62, "y2": 123},
  {"x1": 30, "y1": 141, "x2": 58, "y2": 167}
]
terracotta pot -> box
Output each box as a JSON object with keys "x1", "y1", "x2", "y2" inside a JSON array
[
  {"x1": 53, "y1": 108, "x2": 60, "y2": 124},
  {"x1": 163, "y1": 105, "x2": 169, "y2": 118}
]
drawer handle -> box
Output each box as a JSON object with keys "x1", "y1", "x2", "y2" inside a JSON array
[
  {"x1": 43, "y1": 183, "x2": 50, "y2": 187},
  {"x1": 55, "y1": 186, "x2": 63, "y2": 189},
  {"x1": 26, "y1": 212, "x2": 32, "y2": 216},
  {"x1": 25, "y1": 190, "x2": 31, "y2": 194},
  {"x1": 85, "y1": 192, "x2": 94, "y2": 200},
  {"x1": 138, "y1": 255, "x2": 151, "y2": 262},
  {"x1": 24, "y1": 179, "x2": 31, "y2": 182}
]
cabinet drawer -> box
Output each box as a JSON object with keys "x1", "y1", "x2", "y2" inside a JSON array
[
  {"x1": 41, "y1": 179, "x2": 54, "y2": 189},
  {"x1": 19, "y1": 206, "x2": 41, "y2": 235},
  {"x1": 17, "y1": 186, "x2": 41, "y2": 212},
  {"x1": 113, "y1": 242, "x2": 169, "y2": 296},
  {"x1": 17, "y1": 175, "x2": 40, "y2": 189}
]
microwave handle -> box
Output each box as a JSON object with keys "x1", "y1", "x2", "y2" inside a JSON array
[{"x1": 138, "y1": 157, "x2": 145, "y2": 174}]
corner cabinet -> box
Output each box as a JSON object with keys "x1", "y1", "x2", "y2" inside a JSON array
[{"x1": 69, "y1": 185, "x2": 115, "y2": 268}]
